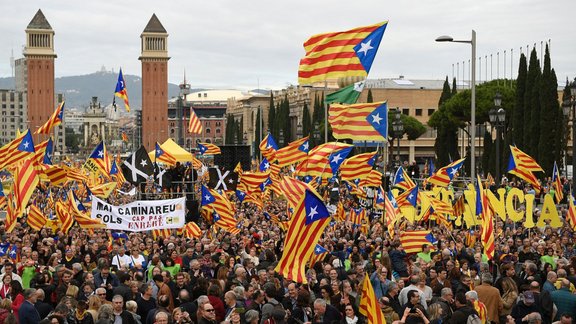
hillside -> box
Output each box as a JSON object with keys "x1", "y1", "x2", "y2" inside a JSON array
[{"x1": 0, "y1": 71, "x2": 184, "y2": 109}]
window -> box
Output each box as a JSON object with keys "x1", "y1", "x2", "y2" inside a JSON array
[
  {"x1": 198, "y1": 93, "x2": 201, "y2": 98},
  {"x1": 206, "y1": 128, "x2": 211, "y2": 134},
  {"x1": 216, "y1": 128, "x2": 221, "y2": 134},
  {"x1": 402, "y1": 108, "x2": 410, "y2": 115},
  {"x1": 415, "y1": 109, "x2": 422, "y2": 116},
  {"x1": 204, "y1": 93, "x2": 207, "y2": 98},
  {"x1": 428, "y1": 109, "x2": 435, "y2": 116}
]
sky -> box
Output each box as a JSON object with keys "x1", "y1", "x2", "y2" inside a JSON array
[{"x1": 1, "y1": 0, "x2": 575, "y2": 90}]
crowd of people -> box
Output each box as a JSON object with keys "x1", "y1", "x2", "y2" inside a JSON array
[{"x1": 0, "y1": 159, "x2": 576, "y2": 324}]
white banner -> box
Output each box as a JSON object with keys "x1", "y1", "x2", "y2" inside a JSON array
[{"x1": 90, "y1": 196, "x2": 186, "y2": 232}]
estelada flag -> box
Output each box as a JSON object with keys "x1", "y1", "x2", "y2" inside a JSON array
[{"x1": 298, "y1": 21, "x2": 388, "y2": 84}]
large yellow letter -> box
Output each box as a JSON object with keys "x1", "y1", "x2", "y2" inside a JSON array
[
  {"x1": 536, "y1": 195, "x2": 563, "y2": 228},
  {"x1": 506, "y1": 188, "x2": 525, "y2": 222},
  {"x1": 487, "y1": 188, "x2": 506, "y2": 221}
]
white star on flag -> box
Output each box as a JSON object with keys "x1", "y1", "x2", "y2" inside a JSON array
[
  {"x1": 302, "y1": 142, "x2": 309, "y2": 150},
  {"x1": 331, "y1": 154, "x2": 343, "y2": 164},
  {"x1": 378, "y1": 192, "x2": 384, "y2": 200},
  {"x1": 308, "y1": 205, "x2": 318, "y2": 219},
  {"x1": 140, "y1": 159, "x2": 147, "y2": 167},
  {"x1": 23, "y1": 141, "x2": 30, "y2": 149},
  {"x1": 450, "y1": 168, "x2": 459, "y2": 176},
  {"x1": 315, "y1": 247, "x2": 321, "y2": 253},
  {"x1": 156, "y1": 149, "x2": 162, "y2": 155},
  {"x1": 371, "y1": 113, "x2": 383, "y2": 124},
  {"x1": 264, "y1": 162, "x2": 270, "y2": 170},
  {"x1": 204, "y1": 195, "x2": 211, "y2": 201},
  {"x1": 238, "y1": 192, "x2": 245, "y2": 197},
  {"x1": 98, "y1": 150, "x2": 104, "y2": 157},
  {"x1": 408, "y1": 194, "x2": 414, "y2": 200},
  {"x1": 358, "y1": 40, "x2": 374, "y2": 56}
]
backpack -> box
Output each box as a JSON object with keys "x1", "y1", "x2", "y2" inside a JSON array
[{"x1": 466, "y1": 314, "x2": 482, "y2": 324}]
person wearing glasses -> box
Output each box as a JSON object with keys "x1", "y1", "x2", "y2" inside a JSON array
[{"x1": 198, "y1": 303, "x2": 217, "y2": 324}]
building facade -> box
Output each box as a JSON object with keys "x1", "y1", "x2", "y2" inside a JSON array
[
  {"x1": 140, "y1": 14, "x2": 169, "y2": 150},
  {"x1": 226, "y1": 92, "x2": 271, "y2": 154},
  {"x1": 0, "y1": 90, "x2": 27, "y2": 144}
]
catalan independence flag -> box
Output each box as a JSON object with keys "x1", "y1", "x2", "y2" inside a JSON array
[
  {"x1": 198, "y1": 142, "x2": 221, "y2": 155},
  {"x1": 188, "y1": 108, "x2": 203, "y2": 134},
  {"x1": 275, "y1": 136, "x2": 310, "y2": 167},
  {"x1": 279, "y1": 177, "x2": 315, "y2": 213},
  {"x1": 340, "y1": 151, "x2": 377, "y2": 182},
  {"x1": 259, "y1": 133, "x2": 279, "y2": 161},
  {"x1": 298, "y1": 21, "x2": 388, "y2": 85},
  {"x1": 275, "y1": 189, "x2": 331, "y2": 283},
  {"x1": 552, "y1": 161, "x2": 563, "y2": 203},
  {"x1": 426, "y1": 158, "x2": 466, "y2": 187},
  {"x1": 476, "y1": 176, "x2": 494, "y2": 260},
  {"x1": 121, "y1": 132, "x2": 129, "y2": 143},
  {"x1": 55, "y1": 200, "x2": 74, "y2": 234},
  {"x1": 329, "y1": 101, "x2": 388, "y2": 141},
  {"x1": 567, "y1": 194, "x2": 576, "y2": 231},
  {"x1": 0, "y1": 130, "x2": 36, "y2": 171},
  {"x1": 393, "y1": 167, "x2": 416, "y2": 191},
  {"x1": 309, "y1": 244, "x2": 328, "y2": 267},
  {"x1": 507, "y1": 146, "x2": 542, "y2": 192},
  {"x1": 155, "y1": 142, "x2": 177, "y2": 166},
  {"x1": 13, "y1": 159, "x2": 40, "y2": 216},
  {"x1": 36, "y1": 102, "x2": 65, "y2": 134},
  {"x1": 295, "y1": 142, "x2": 353, "y2": 178},
  {"x1": 183, "y1": 222, "x2": 202, "y2": 238},
  {"x1": 359, "y1": 276, "x2": 386, "y2": 324},
  {"x1": 399, "y1": 230, "x2": 437, "y2": 254},
  {"x1": 27, "y1": 204, "x2": 47, "y2": 231},
  {"x1": 114, "y1": 68, "x2": 130, "y2": 112},
  {"x1": 84, "y1": 141, "x2": 111, "y2": 175}
]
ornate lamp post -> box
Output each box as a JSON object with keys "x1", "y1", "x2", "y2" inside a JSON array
[{"x1": 488, "y1": 92, "x2": 505, "y2": 184}]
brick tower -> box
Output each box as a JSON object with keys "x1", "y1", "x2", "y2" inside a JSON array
[
  {"x1": 24, "y1": 9, "x2": 56, "y2": 140},
  {"x1": 139, "y1": 14, "x2": 169, "y2": 149}
]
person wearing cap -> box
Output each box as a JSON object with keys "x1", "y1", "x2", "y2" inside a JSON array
[{"x1": 510, "y1": 291, "x2": 540, "y2": 324}]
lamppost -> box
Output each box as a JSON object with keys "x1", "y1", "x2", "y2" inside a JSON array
[
  {"x1": 392, "y1": 108, "x2": 403, "y2": 167},
  {"x1": 313, "y1": 122, "x2": 321, "y2": 146},
  {"x1": 562, "y1": 78, "x2": 576, "y2": 194},
  {"x1": 279, "y1": 129, "x2": 284, "y2": 147},
  {"x1": 234, "y1": 131, "x2": 239, "y2": 145},
  {"x1": 488, "y1": 92, "x2": 505, "y2": 185},
  {"x1": 437, "y1": 30, "x2": 476, "y2": 182}
]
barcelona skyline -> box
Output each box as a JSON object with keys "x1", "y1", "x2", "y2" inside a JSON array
[{"x1": 1, "y1": 0, "x2": 575, "y2": 90}]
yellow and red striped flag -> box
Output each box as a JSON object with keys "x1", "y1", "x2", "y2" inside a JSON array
[
  {"x1": 154, "y1": 142, "x2": 177, "y2": 166},
  {"x1": 89, "y1": 182, "x2": 117, "y2": 199},
  {"x1": 274, "y1": 189, "x2": 331, "y2": 283},
  {"x1": 426, "y1": 158, "x2": 466, "y2": 187},
  {"x1": 33, "y1": 138, "x2": 52, "y2": 164},
  {"x1": 239, "y1": 171, "x2": 270, "y2": 191},
  {"x1": 0, "y1": 130, "x2": 36, "y2": 171},
  {"x1": 13, "y1": 159, "x2": 40, "y2": 213},
  {"x1": 275, "y1": 136, "x2": 310, "y2": 167},
  {"x1": 453, "y1": 195, "x2": 466, "y2": 217},
  {"x1": 202, "y1": 187, "x2": 237, "y2": 230},
  {"x1": 192, "y1": 156, "x2": 204, "y2": 170},
  {"x1": 295, "y1": 142, "x2": 353, "y2": 178},
  {"x1": 45, "y1": 165, "x2": 68, "y2": 186},
  {"x1": 359, "y1": 276, "x2": 386, "y2": 324},
  {"x1": 309, "y1": 244, "x2": 329, "y2": 268},
  {"x1": 349, "y1": 208, "x2": 365, "y2": 226},
  {"x1": 298, "y1": 21, "x2": 388, "y2": 85},
  {"x1": 358, "y1": 169, "x2": 382, "y2": 188},
  {"x1": 567, "y1": 194, "x2": 576, "y2": 231},
  {"x1": 507, "y1": 145, "x2": 543, "y2": 192},
  {"x1": 340, "y1": 151, "x2": 377, "y2": 182},
  {"x1": 152, "y1": 229, "x2": 172, "y2": 240},
  {"x1": 55, "y1": 201, "x2": 74, "y2": 234},
  {"x1": 399, "y1": 230, "x2": 437, "y2": 254},
  {"x1": 384, "y1": 190, "x2": 398, "y2": 238},
  {"x1": 476, "y1": 176, "x2": 495, "y2": 260},
  {"x1": 335, "y1": 201, "x2": 346, "y2": 222},
  {"x1": 259, "y1": 133, "x2": 278, "y2": 161},
  {"x1": 183, "y1": 222, "x2": 202, "y2": 238},
  {"x1": 84, "y1": 141, "x2": 111, "y2": 176},
  {"x1": 329, "y1": 102, "x2": 389, "y2": 141},
  {"x1": 279, "y1": 177, "x2": 314, "y2": 212},
  {"x1": 552, "y1": 161, "x2": 564, "y2": 203},
  {"x1": 4, "y1": 193, "x2": 18, "y2": 233},
  {"x1": 27, "y1": 204, "x2": 47, "y2": 231},
  {"x1": 188, "y1": 108, "x2": 203, "y2": 134},
  {"x1": 36, "y1": 102, "x2": 65, "y2": 134},
  {"x1": 198, "y1": 142, "x2": 221, "y2": 155},
  {"x1": 114, "y1": 68, "x2": 130, "y2": 112},
  {"x1": 121, "y1": 132, "x2": 129, "y2": 143},
  {"x1": 393, "y1": 167, "x2": 416, "y2": 191}
]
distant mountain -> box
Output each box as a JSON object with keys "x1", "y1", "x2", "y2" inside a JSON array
[{"x1": 0, "y1": 71, "x2": 187, "y2": 109}]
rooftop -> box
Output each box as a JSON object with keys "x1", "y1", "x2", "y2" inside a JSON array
[{"x1": 27, "y1": 9, "x2": 52, "y2": 30}]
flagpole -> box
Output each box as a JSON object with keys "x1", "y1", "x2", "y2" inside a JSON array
[{"x1": 324, "y1": 81, "x2": 328, "y2": 143}]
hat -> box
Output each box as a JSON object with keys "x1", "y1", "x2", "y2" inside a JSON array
[{"x1": 523, "y1": 291, "x2": 535, "y2": 303}]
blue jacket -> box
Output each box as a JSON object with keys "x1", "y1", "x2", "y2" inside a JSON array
[{"x1": 18, "y1": 300, "x2": 41, "y2": 324}]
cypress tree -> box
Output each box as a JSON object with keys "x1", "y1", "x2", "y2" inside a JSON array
[
  {"x1": 225, "y1": 115, "x2": 235, "y2": 144},
  {"x1": 237, "y1": 116, "x2": 244, "y2": 145},
  {"x1": 482, "y1": 130, "x2": 493, "y2": 176},
  {"x1": 538, "y1": 44, "x2": 559, "y2": 173},
  {"x1": 367, "y1": 89, "x2": 373, "y2": 103},
  {"x1": 282, "y1": 95, "x2": 291, "y2": 145},
  {"x1": 513, "y1": 53, "x2": 527, "y2": 147},
  {"x1": 432, "y1": 77, "x2": 458, "y2": 166},
  {"x1": 451, "y1": 77, "x2": 458, "y2": 95},
  {"x1": 302, "y1": 103, "x2": 312, "y2": 138},
  {"x1": 267, "y1": 99, "x2": 276, "y2": 136},
  {"x1": 524, "y1": 48, "x2": 541, "y2": 156},
  {"x1": 558, "y1": 79, "x2": 571, "y2": 168}
]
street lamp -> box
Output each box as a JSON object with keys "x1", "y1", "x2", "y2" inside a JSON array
[
  {"x1": 392, "y1": 108, "x2": 404, "y2": 166},
  {"x1": 437, "y1": 30, "x2": 476, "y2": 182},
  {"x1": 562, "y1": 78, "x2": 576, "y2": 194},
  {"x1": 279, "y1": 129, "x2": 284, "y2": 147},
  {"x1": 488, "y1": 92, "x2": 505, "y2": 185},
  {"x1": 313, "y1": 122, "x2": 321, "y2": 146}
]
